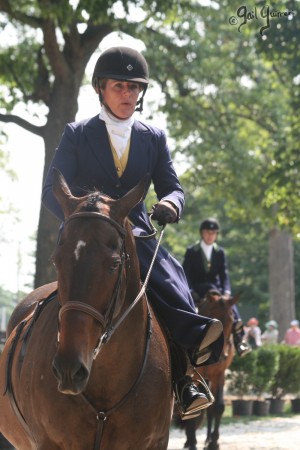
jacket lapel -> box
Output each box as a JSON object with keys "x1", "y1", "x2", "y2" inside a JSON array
[
  {"x1": 118, "y1": 120, "x2": 152, "y2": 181},
  {"x1": 85, "y1": 115, "x2": 120, "y2": 183},
  {"x1": 84, "y1": 116, "x2": 152, "y2": 184}
]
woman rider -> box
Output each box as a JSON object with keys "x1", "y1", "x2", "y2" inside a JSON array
[{"x1": 42, "y1": 46, "x2": 224, "y2": 419}]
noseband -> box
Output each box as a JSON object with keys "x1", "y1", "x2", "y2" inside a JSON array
[{"x1": 58, "y1": 211, "x2": 128, "y2": 358}]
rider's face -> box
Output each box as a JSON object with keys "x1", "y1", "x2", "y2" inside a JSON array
[
  {"x1": 101, "y1": 79, "x2": 142, "y2": 119},
  {"x1": 201, "y1": 230, "x2": 218, "y2": 245}
]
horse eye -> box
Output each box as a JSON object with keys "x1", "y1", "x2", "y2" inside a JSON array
[
  {"x1": 110, "y1": 259, "x2": 120, "y2": 272},
  {"x1": 57, "y1": 238, "x2": 65, "y2": 247}
]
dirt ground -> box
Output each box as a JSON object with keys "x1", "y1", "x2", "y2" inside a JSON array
[
  {"x1": 168, "y1": 414, "x2": 300, "y2": 450},
  {"x1": 1, "y1": 414, "x2": 299, "y2": 449}
]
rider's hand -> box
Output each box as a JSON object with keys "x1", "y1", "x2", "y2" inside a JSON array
[{"x1": 150, "y1": 201, "x2": 178, "y2": 225}]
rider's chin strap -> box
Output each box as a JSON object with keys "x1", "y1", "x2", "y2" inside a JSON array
[{"x1": 134, "y1": 91, "x2": 146, "y2": 112}]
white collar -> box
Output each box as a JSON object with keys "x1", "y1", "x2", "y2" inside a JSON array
[
  {"x1": 99, "y1": 107, "x2": 134, "y2": 158},
  {"x1": 200, "y1": 240, "x2": 214, "y2": 261}
]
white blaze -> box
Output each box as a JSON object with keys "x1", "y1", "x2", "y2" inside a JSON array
[{"x1": 74, "y1": 240, "x2": 87, "y2": 260}]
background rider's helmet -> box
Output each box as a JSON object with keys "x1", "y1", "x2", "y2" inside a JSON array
[
  {"x1": 199, "y1": 218, "x2": 220, "y2": 232},
  {"x1": 92, "y1": 46, "x2": 149, "y2": 112}
]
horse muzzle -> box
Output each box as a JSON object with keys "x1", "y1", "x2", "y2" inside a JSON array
[{"x1": 52, "y1": 353, "x2": 91, "y2": 395}]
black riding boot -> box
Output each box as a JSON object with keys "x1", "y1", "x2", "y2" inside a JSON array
[
  {"x1": 188, "y1": 318, "x2": 223, "y2": 366},
  {"x1": 174, "y1": 375, "x2": 214, "y2": 420},
  {"x1": 233, "y1": 319, "x2": 252, "y2": 357}
]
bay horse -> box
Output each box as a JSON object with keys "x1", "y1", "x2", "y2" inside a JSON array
[
  {"x1": 0, "y1": 169, "x2": 173, "y2": 450},
  {"x1": 183, "y1": 292, "x2": 238, "y2": 450}
]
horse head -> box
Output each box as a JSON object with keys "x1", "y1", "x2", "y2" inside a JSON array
[
  {"x1": 51, "y1": 168, "x2": 147, "y2": 394},
  {"x1": 198, "y1": 292, "x2": 240, "y2": 352}
]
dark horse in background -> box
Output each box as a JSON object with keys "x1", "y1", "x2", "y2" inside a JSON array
[
  {"x1": 0, "y1": 170, "x2": 173, "y2": 450},
  {"x1": 183, "y1": 292, "x2": 238, "y2": 450}
]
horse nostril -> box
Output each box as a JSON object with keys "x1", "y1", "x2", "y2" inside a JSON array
[
  {"x1": 52, "y1": 357, "x2": 89, "y2": 386},
  {"x1": 74, "y1": 364, "x2": 89, "y2": 384}
]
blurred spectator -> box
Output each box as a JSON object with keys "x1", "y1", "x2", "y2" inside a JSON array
[
  {"x1": 284, "y1": 320, "x2": 300, "y2": 346},
  {"x1": 261, "y1": 320, "x2": 279, "y2": 345},
  {"x1": 244, "y1": 317, "x2": 262, "y2": 349}
]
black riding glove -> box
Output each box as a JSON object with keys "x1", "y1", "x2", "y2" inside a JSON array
[{"x1": 150, "y1": 201, "x2": 178, "y2": 226}]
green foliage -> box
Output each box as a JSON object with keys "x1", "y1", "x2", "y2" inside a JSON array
[
  {"x1": 252, "y1": 346, "x2": 279, "y2": 398},
  {"x1": 227, "y1": 351, "x2": 257, "y2": 397},
  {"x1": 0, "y1": 287, "x2": 18, "y2": 329},
  {"x1": 270, "y1": 344, "x2": 300, "y2": 398},
  {"x1": 145, "y1": 0, "x2": 300, "y2": 235},
  {"x1": 228, "y1": 345, "x2": 300, "y2": 400}
]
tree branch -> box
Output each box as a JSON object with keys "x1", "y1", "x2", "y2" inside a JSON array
[
  {"x1": 0, "y1": 113, "x2": 45, "y2": 137},
  {"x1": 0, "y1": 0, "x2": 43, "y2": 29}
]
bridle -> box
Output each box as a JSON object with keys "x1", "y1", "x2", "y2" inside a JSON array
[
  {"x1": 57, "y1": 211, "x2": 165, "y2": 359},
  {"x1": 55, "y1": 210, "x2": 165, "y2": 449}
]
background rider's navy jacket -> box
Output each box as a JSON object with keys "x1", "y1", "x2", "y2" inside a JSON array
[{"x1": 183, "y1": 241, "x2": 231, "y2": 298}]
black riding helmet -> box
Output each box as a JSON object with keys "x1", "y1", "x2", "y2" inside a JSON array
[
  {"x1": 200, "y1": 218, "x2": 220, "y2": 232},
  {"x1": 92, "y1": 46, "x2": 149, "y2": 112}
]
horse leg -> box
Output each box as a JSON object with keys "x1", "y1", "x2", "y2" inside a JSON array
[
  {"x1": 183, "y1": 416, "x2": 202, "y2": 450},
  {"x1": 204, "y1": 406, "x2": 213, "y2": 450},
  {"x1": 206, "y1": 387, "x2": 225, "y2": 450}
]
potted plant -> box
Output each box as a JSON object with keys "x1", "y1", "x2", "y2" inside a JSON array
[
  {"x1": 269, "y1": 345, "x2": 300, "y2": 414},
  {"x1": 285, "y1": 346, "x2": 300, "y2": 413},
  {"x1": 268, "y1": 345, "x2": 290, "y2": 413},
  {"x1": 227, "y1": 350, "x2": 257, "y2": 416},
  {"x1": 251, "y1": 346, "x2": 279, "y2": 416}
]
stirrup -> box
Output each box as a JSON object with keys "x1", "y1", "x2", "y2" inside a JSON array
[
  {"x1": 193, "y1": 370, "x2": 215, "y2": 406},
  {"x1": 174, "y1": 373, "x2": 215, "y2": 420},
  {"x1": 236, "y1": 340, "x2": 252, "y2": 357}
]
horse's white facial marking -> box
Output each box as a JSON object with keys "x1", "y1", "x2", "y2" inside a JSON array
[{"x1": 74, "y1": 240, "x2": 87, "y2": 260}]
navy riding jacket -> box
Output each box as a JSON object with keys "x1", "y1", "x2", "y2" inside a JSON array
[
  {"x1": 183, "y1": 242, "x2": 231, "y2": 298},
  {"x1": 42, "y1": 114, "x2": 224, "y2": 360}
]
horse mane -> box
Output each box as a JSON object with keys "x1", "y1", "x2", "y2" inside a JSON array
[{"x1": 81, "y1": 191, "x2": 113, "y2": 213}]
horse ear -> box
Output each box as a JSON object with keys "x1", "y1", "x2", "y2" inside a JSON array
[
  {"x1": 52, "y1": 168, "x2": 79, "y2": 218},
  {"x1": 229, "y1": 293, "x2": 240, "y2": 306},
  {"x1": 116, "y1": 174, "x2": 149, "y2": 220}
]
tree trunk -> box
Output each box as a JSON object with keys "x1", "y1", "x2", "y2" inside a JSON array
[
  {"x1": 34, "y1": 80, "x2": 81, "y2": 288},
  {"x1": 268, "y1": 228, "x2": 296, "y2": 341}
]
